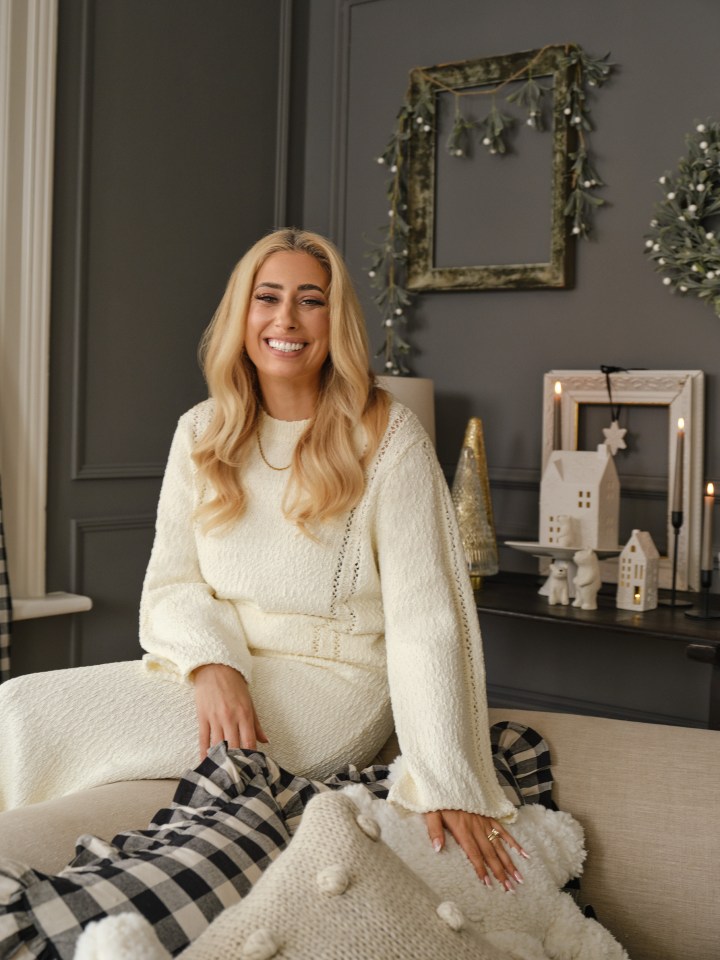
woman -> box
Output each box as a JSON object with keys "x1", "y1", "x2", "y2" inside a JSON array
[{"x1": 0, "y1": 228, "x2": 524, "y2": 892}]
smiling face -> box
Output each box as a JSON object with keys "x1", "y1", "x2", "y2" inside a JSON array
[{"x1": 244, "y1": 250, "x2": 331, "y2": 414}]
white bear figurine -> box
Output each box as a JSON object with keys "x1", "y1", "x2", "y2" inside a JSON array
[
  {"x1": 547, "y1": 560, "x2": 570, "y2": 606},
  {"x1": 572, "y1": 549, "x2": 602, "y2": 610}
]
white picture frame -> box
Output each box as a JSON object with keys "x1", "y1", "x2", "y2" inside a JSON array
[{"x1": 542, "y1": 370, "x2": 705, "y2": 590}]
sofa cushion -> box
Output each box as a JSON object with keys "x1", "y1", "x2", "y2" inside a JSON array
[
  {"x1": 488, "y1": 708, "x2": 720, "y2": 960},
  {"x1": 0, "y1": 779, "x2": 178, "y2": 875}
]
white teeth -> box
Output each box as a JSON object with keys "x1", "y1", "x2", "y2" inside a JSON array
[{"x1": 267, "y1": 339, "x2": 305, "y2": 353}]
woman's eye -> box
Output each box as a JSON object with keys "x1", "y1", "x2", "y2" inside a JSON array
[
  {"x1": 255, "y1": 294, "x2": 277, "y2": 304},
  {"x1": 301, "y1": 297, "x2": 325, "y2": 307}
]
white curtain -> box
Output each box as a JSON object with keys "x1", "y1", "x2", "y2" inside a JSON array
[{"x1": 0, "y1": 477, "x2": 11, "y2": 682}]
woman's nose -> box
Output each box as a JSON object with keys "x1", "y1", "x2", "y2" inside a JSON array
[{"x1": 275, "y1": 299, "x2": 297, "y2": 328}]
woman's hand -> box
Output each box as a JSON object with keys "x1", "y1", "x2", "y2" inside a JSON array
[
  {"x1": 192, "y1": 663, "x2": 268, "y2": 759},
  {"x1": 424, "y1": 810, "x2": 529, "y2": 892}
]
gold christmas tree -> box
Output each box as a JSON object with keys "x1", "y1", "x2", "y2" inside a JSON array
[{"x1": 451, "y1": 418, "x2": 498, "y2": 588}]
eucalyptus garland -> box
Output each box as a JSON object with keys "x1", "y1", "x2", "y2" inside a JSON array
[
  {"x1": 644, "y1": 121, "x2": 720, "y2": 316},
  {"x1": 367, "y1": 44, "x2": 614, "y2": 375}
]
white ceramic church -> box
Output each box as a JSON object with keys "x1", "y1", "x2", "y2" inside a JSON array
[
  {"x1": 540, "y1": 445, "x2": 620, "y2": 550},
  {"x1": 616, "y1": 529, "x2": 659, "y2": 611}
]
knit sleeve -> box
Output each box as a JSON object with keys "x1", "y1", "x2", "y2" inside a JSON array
[
  {"x1": 374, "y1": 436, "x2": 516, "y2": 822},
  {"x1": 139, "y1": 407, "x2": 254, "y2": 683}
]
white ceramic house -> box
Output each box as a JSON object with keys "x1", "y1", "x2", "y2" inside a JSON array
[
  {"x1": 616, "y1": 529, "x2": 660, "y2": 611},
  {"x1": 539, "y1": 445, "x2": 620, "y2": 550}
]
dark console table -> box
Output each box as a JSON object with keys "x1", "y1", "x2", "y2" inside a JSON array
[{"x1": 475, "y1": 572, "x2": 720, "y2": 729}]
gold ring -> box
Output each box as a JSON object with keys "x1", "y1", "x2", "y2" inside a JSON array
[{"x1": 486, "y1": 828, "x2": 500, "y2": 843}]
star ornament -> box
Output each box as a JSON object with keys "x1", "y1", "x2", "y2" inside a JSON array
[{"x1": 602, "y1": 419, "x2": 627, "y2": 455}]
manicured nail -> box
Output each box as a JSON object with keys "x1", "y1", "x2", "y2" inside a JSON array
[
  {"x1": 432, "y1": 838, "x2": 443, "y2": 853},
  {"x1": 513, "y1": 871, "x2": 524, "y2": 884},
  {"x1": 520, "y1": 849, "x2": 531, "y2": 860},
  {"x1": 504, "y1": 881, "x2": 516, "y2": 894},
  {"x1": 483, "y1": 875, "x2": 493, "y2": 888}
]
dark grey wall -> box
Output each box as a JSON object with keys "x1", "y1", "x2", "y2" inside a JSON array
[
  {"x1": 315, "y1": 0, "x2": 720, "y2": 496},
  {"x1": 12, "y1": 0, "x2": 290, "y2": 675},
  {"x1": 290, "y1": 0, "x2": 720, "y2": 725}
]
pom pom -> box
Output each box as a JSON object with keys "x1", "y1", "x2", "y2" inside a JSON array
[
  {"x1": 356, "y1": 814, "x2": 381, "y2": 841},
  {"x1": 317, "y1": 863, "x2": 351, "y2": 896},
  {"x1": 242, "y1": 928, "x2": 281, "y2": 960},
  {"x1": 74, "y1": 914, "x2": 168, "y2": 960},
  {"x1": 437, "y1": 901, "x2": 465, "y2": 931}
]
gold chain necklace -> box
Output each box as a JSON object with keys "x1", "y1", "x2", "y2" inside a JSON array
[{"x1": 256, "y1": 424, "x2": 292, "y2": 471}]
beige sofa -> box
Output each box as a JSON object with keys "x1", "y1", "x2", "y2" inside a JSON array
[{"x1": 0, "y1": 708, "x2": 717, "y2": 960}]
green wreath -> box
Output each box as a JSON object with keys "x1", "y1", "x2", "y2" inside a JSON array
[{"x1": 645, "y1": 120, "x2": 720, "y2": 316}]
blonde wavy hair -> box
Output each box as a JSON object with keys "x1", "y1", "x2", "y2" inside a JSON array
[{"x1": 193, "y1": 228, "x2": 390, "y2": 533}]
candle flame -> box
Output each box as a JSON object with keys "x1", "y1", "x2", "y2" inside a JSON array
[
  {"x1": 678, "y1": 417, "x2": 684, "y2": 431},
  {"x1": 708, "y1": 482, "x2": 715, "y2": 496},
  {"x1": 554, "y1": 381, "x2": 562, "y2": 396}
]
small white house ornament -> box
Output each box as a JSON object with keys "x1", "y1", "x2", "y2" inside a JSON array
[
  {"x1": 616, "y1": 529, "x2": 660, "y2": 611},
  {"x1": 539, "y1": 445, "x2": 620, "y2": 551}
]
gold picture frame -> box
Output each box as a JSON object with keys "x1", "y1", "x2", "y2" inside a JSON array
[{"x1": 406, "y1": 46, "x2": 574, "y2": 292}]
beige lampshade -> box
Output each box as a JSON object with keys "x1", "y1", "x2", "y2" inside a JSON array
[{"x1": 376, "y1": 375, "x2": 436, "y2": 446}]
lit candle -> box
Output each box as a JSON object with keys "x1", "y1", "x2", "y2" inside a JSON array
[
  {"x1": 701, "y1": 482, "x2": 715, "y2": 572},
  {"x1": 553, "y1": 381, "x2": 562, "y2": 450},
  {"x1": 671, "y1": 418, "x2": 684, "y2": 514}
]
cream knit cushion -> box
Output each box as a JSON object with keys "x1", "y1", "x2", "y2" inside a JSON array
[{"x1": 178, "y1": 790, "x2": 509, "y2": 960}]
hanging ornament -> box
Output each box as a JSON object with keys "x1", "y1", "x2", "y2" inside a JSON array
[
  {"x1": 602, "y1": 419, "x2": 627, "y2": 455},
  {"x1": 600, "y1": 365, "x2": 628, "y2": 455}
]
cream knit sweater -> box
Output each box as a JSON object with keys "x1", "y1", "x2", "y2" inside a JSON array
[
  {"x1": 0, "y1": 400, "x2": 514, "y2": 819},
  {"x1": 140, "y1": 399, "x2": 514, "y2": 822}
]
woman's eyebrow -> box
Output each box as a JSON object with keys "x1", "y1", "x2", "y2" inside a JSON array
[{"x1": 254, "y1": 281, "x2": 326, "y2": 293}]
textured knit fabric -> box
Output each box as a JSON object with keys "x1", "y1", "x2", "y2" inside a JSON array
[
  {"x1": 0, "y1": 478, "x2": 11, "y2": 683},
  {"x1": 0, "y1": 400, "x2": 514, "y2": 822},
  {"x1": 140, "y1": 399, "x2": 515, "y2": 821},
  {"x1": 0, "y1": 662, "x2": 200, "y2": 810},
  {"x1": 177, "y1": 791, "x2": 512, "y2": 960}
]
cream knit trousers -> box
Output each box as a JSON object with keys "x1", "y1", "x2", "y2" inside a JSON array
[{"x1": 0, "y1": 656, "x2": 393, "y2": 811}]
